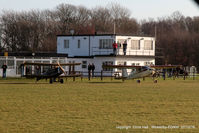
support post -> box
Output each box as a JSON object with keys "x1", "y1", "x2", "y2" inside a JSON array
[
  {"x1": 101, "y1": 70, "x2": 103, "y2": 81},
  {"x1": 111, "y1": 71, "x2": 113, "y2": 81},
  {"x1": 88, "y1": 71, "x2": 90, "y2": 81}
]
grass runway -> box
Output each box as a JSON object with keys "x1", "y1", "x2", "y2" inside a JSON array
[{"x1": 0, "y1": 77, "x2": 199, "y2": 132}]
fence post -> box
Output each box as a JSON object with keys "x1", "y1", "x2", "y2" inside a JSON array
[
  {"x1": 111, "y1": 71, "x2": 113, "y2": 81},
  {"x1": 88, "y1": 71, "x2": 90, "y2": 81},
  {"x1": 101, "y1": 70, "x2": 103, "y2": 81}
]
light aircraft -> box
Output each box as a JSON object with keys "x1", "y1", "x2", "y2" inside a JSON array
[
  {"x1": 22, "y1": 62, "x2": 81, "y2": 83},
  {"x1": 102, "y1": 64, "x2": 183, "y2": 80}
]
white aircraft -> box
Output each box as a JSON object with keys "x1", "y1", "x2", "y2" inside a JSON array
[
  {"x1": 102, "y1": 64, "x2": 182, "y2": 80},
  {"x1": 102, "y1": 65, "x2": 154, "y2": 80},
  {"x1": 122, "y1": 66, "x2": 154, "y2": 79}
]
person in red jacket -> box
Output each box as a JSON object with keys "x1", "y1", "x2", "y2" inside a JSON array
[{"x1": 112, "y1": 41, "x2": 118, "y2": 55}]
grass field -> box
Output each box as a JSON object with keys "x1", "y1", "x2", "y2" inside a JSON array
[{"x1": 0, "y1": 77, "x2": 199, "y2": 133}]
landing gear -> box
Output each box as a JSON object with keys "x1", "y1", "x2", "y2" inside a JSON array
[
  {"x1": 49, "y1": 78, "x2": 64, "y2": 84},
  {"x1": 50, "y1": 78, "x2": 53, "y2": 84},
  {"x1": 137, "y1": 80, "x2": 141, "y2": 83},
  {"x1": 60, "y1": 79, "x2": 64, "y2": 84},
  {"x1": 154, "y1": 80, "x2": 158, "y2": 83}
]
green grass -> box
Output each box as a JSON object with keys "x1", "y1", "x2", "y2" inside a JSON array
[{"x1": 0, "y1": 77, "x2": 199, "y2": 132}]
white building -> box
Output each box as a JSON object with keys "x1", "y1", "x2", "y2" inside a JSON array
[
  {"x1": 57, "y1": 34, "x2": 155, "y2": 75},
  {"x1": 0, "y1": 34, "x2": 156, "y2": 77}
]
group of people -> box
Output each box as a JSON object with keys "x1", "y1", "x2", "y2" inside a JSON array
[
  {"x1": 88, "y1": 63, "x2": 95, "y2": 77},
  {"x1": 112, "y1": 40, "x2": 128, "y2": 56}
]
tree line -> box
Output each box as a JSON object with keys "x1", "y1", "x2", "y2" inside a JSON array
[{"x1": 0, "y1": 3, "x2": 199, "y2": 68}]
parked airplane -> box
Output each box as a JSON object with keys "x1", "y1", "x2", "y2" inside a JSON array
[
  {"x1": 102, "y1": 64, "x2": 183, "y2": 80},
  {"x1": 22, "y1": 62, "x2": 81, "y2": 83}
]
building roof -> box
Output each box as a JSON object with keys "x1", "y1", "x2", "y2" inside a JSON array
[
  {"x1": 57, "y1": 34, "x2": 154, "y2": 37},
  {"x1": 0, "y1": 52, "x2": 68, "y2": 57}
]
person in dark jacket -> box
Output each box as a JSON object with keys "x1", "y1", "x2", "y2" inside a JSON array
[
  {"x1": 123, "y1": 40, "x2": 127, "y2": 55},
  {"x1": 1, "y1": 63, "x2": 7, "y2": 78},
  {"x1": 88, "y1": 63, "x2": 92, "y2": 78},
  {"x1": 91, "y1": 63, "x2": 95, "y2": 77}
]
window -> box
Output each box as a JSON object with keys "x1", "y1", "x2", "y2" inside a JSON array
[
  {"x1": 136, "y1": 63, "x2": 140, "y2": 66},
  {"x1": 144, "y1": 62, "x2": 151, "y2": 66},
  {"x1": 82, "y1": 61, "x2": 87, "y2": 68},
  {"x1": 78, "y1": 40, "x2": 80, "y2": 48},
  {"x1": 64, "y1": 40, "x2": 69, "y2": 49},
  {"x1": 131, "y1": 40, "x2": 140, "y2": 50},
  {"x1": 99, "y1": 39, "x2": 113, "y2": 49},
  {"x1": 102, "y1": 61, "x2": 113, "y2": 71},
  {"x1": 144, "y1": 40, "x2": 153, "y2": 50}
]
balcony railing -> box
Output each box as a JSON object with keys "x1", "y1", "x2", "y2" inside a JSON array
[{"x1": 91, "y1": 47, "x2": 155, "y2": 56}]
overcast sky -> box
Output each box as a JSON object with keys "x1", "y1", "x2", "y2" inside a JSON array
[{"x1": 1, "y1": 0, "x2": 199, "y2": 21}]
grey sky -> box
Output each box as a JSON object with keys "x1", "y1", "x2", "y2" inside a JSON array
[{"x1": 0, "y1": 0, "x2": 199, "y2": 21}]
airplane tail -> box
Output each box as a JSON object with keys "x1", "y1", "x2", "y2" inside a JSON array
[{"x1": 122, "y1": 69, "x2": 128, "y2": 78}]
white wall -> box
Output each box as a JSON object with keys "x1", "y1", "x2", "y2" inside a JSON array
[
  {"x1": 116, "y1": 36, "x2": 155, "y2": 56},
  {"x1": 90, "y1": 35, "x2": 116, "y2": 56},
  {"x1": 115, "y1": 57, "x2": 155, "y2": 66},
  {"x1": 57, "y1": 36, "x2": 90, "y2": 57},
  {"x1": 57, "y1": 35, "x2": 155, "y2": 57}
]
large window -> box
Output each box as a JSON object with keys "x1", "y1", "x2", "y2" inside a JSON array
[
  {"x1": 82, "y1": 61, "x2": 87, "y2": 68},
  {"x1": 64, "y1": 40, "x2": 69, "y2": 49},
  {"x1": 102, "y1": 61, "x2": 113, "y2": 71},
  {"x1": 144, "y1": 40, "x2": 153, "y2": 50},
  {"x1": 99, "y1": 39, "x2": 113, "y2": 49},
  {"x1": 131, "y1": 40, "x2": 140, "y2": 50}
]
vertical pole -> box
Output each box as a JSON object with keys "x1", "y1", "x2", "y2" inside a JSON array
[
  {"x1": 81, "y1": 72, "x2": 83, "y2": 81},
  {"x1": 88, "y1": 71, "x2": 90, "y2": 81},
  {"x1": 111, "y1": 71, "x2": 113, "y2": 81},
  {"x1": 114, "y1": 21, "x2": 116, "y2": 34},
  {"x1": 72, "y1": 64, "x2": 75, "y2": 74},
  {"x1": 183, "y1": 73, "x2": 186, "y2": 80},
  {"x1": 101, "y1": 70, "x2": 103, "y2": 81},
  {"x1": 193, "y1": 69, "x2": 195, "y2": 80}
]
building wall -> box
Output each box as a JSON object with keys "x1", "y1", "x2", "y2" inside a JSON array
[
  {"x1": 0, "y1": 56, "x2": 155, "y2": 77},
  {"x1": 90, "y1": 35, "x2": 115, "y2": 56},
  {"x1": 65, "y1": 56, "x2": 154, "y2": 76},
  {"x1": 116, "y1": 36, "x2": 155, "y2": 56},
  {"x1": 57, "y1": 35, "x2": 155, "y2": 57},
  {"x1": 57, "y1": 36, "x2": 90, "y2": 57}
]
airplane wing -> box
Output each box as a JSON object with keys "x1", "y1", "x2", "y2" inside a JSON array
[
  {"x1": 150, "y1": 65, "x2": 182, "y2": 69},
  {"x1": 23, "y1": 62, "x2": 81, "y2": 66},
  {"x1": 102, "y1": 64, "x2": 141, "y2": 69}
]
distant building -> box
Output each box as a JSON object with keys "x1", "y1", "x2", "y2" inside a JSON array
[
  {"x1": 57, "y1": 34, "x2": 155, "y2": 74},
  {"x1": 0, "y1": 34, "x2": 156, "y2": 77}
]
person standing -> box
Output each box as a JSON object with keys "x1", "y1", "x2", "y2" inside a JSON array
[
  {"x1": 88, "y1": 63, "x2": 91, "y2": 80},
  {"x1": 91, "y1": 63, "x2": 95, "y2": 77},
  {"x1": 112, "y1": 41, "x2": 118, "y2": 55},
  {"x1": 123, "y1": 40, "x2": 127, "y2": 55},
  {"x1": 20, "y1": 63, "x2": 25, "y2": 77},
  {"x1": 1, "y1": 63, "x2": 7, "y2": 78}
]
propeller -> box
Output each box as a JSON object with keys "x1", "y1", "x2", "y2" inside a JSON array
[{"x1": 57, "y1": 62, "x2": 67, "y2": 76}]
